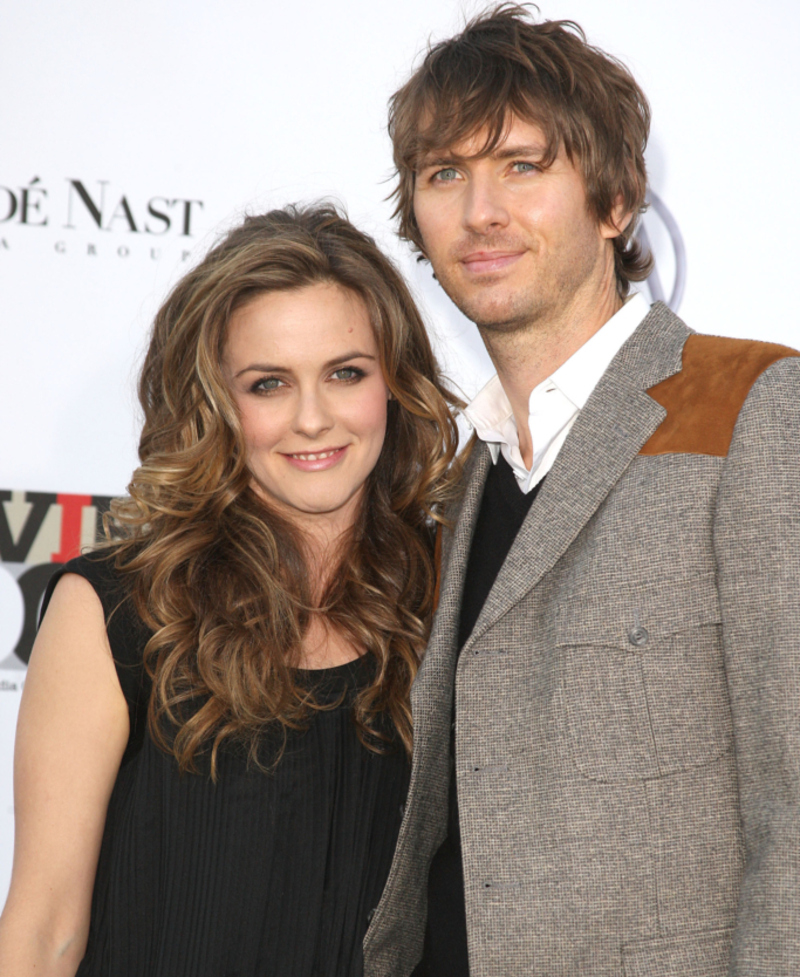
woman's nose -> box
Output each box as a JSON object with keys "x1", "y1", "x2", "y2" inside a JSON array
[{"x1": 291, "y1": 389, "x2": 334, "y2": 439}]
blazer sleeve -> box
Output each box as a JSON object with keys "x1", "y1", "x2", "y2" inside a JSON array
[{"x1": 713, "y1": 355, "x2": 800, "y2": 976}]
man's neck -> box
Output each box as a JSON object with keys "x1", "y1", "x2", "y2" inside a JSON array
[{"x1": 479, "y1": 285, "x2": 623, "y2": 469}]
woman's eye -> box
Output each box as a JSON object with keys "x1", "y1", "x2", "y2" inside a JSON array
[
  {"x1": 252, "y1": 376, "x2": 285, "y2": 393},
  {"x1": 331, "y1": 366, "x2": 364, "y2": 382}
]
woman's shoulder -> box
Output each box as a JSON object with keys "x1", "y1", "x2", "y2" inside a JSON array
[
  {"x1": 41, "y1": 548, "x2": 152, "y2": 674},
  {"x1": 43, "y1": 549, "x2": 134, "y2": 620},
  {"x1": 53, "y1": 547, "x2": 122, "y2": 591},
  {"x1": 36, "y1": 548, "x2": 153, "y2": 762}
]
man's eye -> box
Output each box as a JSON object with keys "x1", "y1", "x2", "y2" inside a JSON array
[
  {"x1": 512, "y1": 161, "x2": 538, "y2": 173},
  {"x1": 433, "y1": 167, "x2": 459, "y2": 183}
]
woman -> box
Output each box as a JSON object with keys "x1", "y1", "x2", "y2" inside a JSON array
[{"x1": 0, "y1": 204, "x2": 460, "y2": 976}]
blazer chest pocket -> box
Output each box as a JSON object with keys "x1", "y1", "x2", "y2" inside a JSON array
[{"x1": 555, "y1": 573, "x2": 731, "y2": 783}]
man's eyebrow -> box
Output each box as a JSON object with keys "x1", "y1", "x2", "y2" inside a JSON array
[
  {"x1": 416, "y1": 154, "x2": 460, "y2": 169},
  {"x1": 490, "y1": 143, "x2": 548, "y2": 160},
  {"x1": 416, "y1": 144, "x2": 548, "y2": 169}
]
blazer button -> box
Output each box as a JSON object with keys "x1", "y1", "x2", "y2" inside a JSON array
[{"x1": 628, "y1": 625, "x2": 649, "y2": 647}]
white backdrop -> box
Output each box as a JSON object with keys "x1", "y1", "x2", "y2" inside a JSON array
[{"x1": 1, "y1": 0, "x2": 799, "y2": 904}]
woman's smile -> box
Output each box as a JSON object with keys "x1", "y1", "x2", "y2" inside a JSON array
[{"x1": 283, "y1": 445, "x2": 349, "y2": 470}]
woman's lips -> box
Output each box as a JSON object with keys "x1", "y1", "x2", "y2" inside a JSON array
[
  {"x1": 282, "y1": 446, "x2": 348, "y2": 472},
  {"x1": 460, "y1": 250, "x2": 524, "y2": 274}
]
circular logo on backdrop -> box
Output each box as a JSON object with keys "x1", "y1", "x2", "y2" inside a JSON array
[
  {"x1": 0, "y1": 566, "x2": 24, "y2": 663},
  {"x1": 636, "y1": 189, "x2": 686, "y2": 313}
]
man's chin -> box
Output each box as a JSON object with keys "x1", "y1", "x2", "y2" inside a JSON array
[
  {"x1": 450, "y1": 293, "x2": 537, "y2": 334},
  {"x1": 436, "y1": 274, "x2": 537, "y2": 332}
]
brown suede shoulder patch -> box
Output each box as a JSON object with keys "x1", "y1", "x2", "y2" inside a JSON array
[{"x1": 640, "y1": 334, "x2": 799, "y2": 457}]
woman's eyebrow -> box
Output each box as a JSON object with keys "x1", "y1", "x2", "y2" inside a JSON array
[
  {"x1": 322, "y1": 351, "x2": 377, "y2": 369},
  {"x1": 234, "y1": 351, "x2": 376, "y2": 379}
]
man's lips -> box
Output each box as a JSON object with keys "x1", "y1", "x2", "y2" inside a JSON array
[
  {"x1": 281, "y1": 446, "x2": 348, "y2": 472},
  {"x1": 459, "y1": 250, "x2": 525, "y2": 274}
]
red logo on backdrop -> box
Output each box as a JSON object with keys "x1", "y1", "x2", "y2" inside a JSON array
[{"x1": 0, "y1": 490, "x2": 113, "y2": 667}]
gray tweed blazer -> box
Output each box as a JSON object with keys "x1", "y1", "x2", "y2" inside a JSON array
[{"x1": 363, "y1": 303, "x2": 800, "y2": 977}]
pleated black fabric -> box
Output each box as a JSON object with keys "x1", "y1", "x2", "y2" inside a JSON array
[{"x1": 42, "y1": 554, "x2": 410, "y2": 977}]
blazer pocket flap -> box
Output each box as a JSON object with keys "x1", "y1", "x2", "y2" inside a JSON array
[
  {"x1": 623, "y1": 926, "x2": 733, "y2": 977},
  {"x1": 553, "y1": 571, "x2": 721, "y2": 649}
]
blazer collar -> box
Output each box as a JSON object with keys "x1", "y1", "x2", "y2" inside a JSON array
[
  {"x1": 410, "y1": 442, "x2": 492, "y2": 730},
  {"x1": 456, "y1": 301, "x2": 691, "y2": 653}
]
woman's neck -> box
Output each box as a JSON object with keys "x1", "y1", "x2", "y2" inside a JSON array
[
  {"x1": 298, "y1": 614, "x2": 362, "y2": 670},
  {"x1": 297, "y1": 525, "x2": 363, "y2": 669}
]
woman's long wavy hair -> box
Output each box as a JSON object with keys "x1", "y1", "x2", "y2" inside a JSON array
[{"x1": 106, "y1": 203, "x2": 462, "y2": 777}]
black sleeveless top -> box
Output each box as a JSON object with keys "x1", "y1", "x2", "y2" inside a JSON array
[{"x1": 42, "y1": 553, "x2": 410, "y2": 977}]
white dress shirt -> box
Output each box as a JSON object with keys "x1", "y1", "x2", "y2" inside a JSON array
[{"x1": 463, "y1": 292, "x2": 651, "y2": 493}]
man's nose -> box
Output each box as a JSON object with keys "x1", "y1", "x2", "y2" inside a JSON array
[
  {"x1": 462, "y1": 173, "x2": 510, "y2": 234},
  {"x1": 292, "y1": 388, "x2": 334, "y2": 439}
]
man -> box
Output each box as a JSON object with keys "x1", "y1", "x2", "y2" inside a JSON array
[{"x1": 363, "y1": 6, "x2": 800, "y2": 977}]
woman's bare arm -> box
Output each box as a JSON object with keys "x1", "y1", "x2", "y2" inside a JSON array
[{"x1": 0, "y1": 572, "x2": 129, "y2": 976}]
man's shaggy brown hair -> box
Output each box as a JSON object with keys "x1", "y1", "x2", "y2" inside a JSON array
[{"x1": 389, "y1": 3, "x2": 653, "y2": 295}]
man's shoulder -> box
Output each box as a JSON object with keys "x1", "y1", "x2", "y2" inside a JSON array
[{"x1": 640, "y1": 332, "x2": 800, "y2": 458}]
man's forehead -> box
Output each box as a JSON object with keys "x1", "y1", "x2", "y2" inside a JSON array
[{"x1": 415, "y1": 119, "x2": 554, "y2": 168}]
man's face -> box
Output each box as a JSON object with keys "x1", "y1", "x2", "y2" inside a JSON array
[{"x1": 412, "y1": 115, "x2": 623, "y2": 334}]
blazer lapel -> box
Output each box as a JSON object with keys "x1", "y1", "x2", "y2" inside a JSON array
[
  {"x1": 462, "y1": 302, "x2": 691, "y2": 652},
  {"x1": 411, "y1": 444, "x2": 492, "y2": 730}
]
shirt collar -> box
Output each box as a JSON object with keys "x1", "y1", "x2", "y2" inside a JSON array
[
  {"x1": 463, "y1": 373, "x2": 515, "y2": 452},
  {"x1": 546, "y1": 291, "x2": 650, "y2": 409},
  {"x1": 464, "y1": 292, "x2": 651, "y2": 451}
]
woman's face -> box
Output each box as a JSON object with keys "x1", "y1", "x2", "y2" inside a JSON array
[{"x1": 223, "y1": 282, "x2": 390, "y2": 538}]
